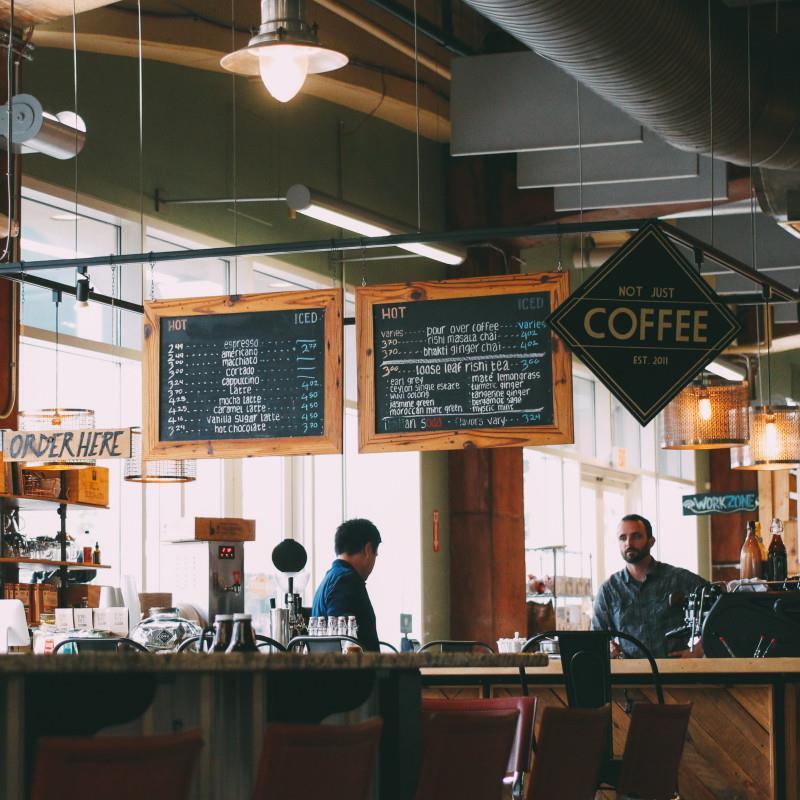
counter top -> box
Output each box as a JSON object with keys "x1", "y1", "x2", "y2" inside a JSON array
[
  {"x1": 0, "y1": 651, "x2": 548, "y2": 674},
  {"x1": 421, "y1": 657, "x2": 800, "y2": 678}
]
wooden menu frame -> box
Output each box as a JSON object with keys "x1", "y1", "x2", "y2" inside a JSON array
[
  {"x1": 357, "y1": 273, "x2": 573, "y2": 453},
  {"x1": 143, "y1": 289, "x2": 342, "y2": 459}
]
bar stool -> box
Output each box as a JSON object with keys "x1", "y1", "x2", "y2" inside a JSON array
[
  {"x1": 616, "y1": 702, "x2": 692, "y2": 800},
  {"x1": 525, "y1": 706, "x2": 609, "y2": 800},
  {"x1": 30, "y1": 730, "x2": 203, "y2": 800},
  {"x1": 251, "y1": 718, "x2": 382, "y2": 800},
  {"x1": 414, "y1": 707, "x2": 519, "y2": 800},
  {"x1": 422, "y1": 696, "x2": 537, "y2": 799}
]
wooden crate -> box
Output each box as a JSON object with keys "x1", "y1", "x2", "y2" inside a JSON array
[
  {"x1": 32, "y1": 585, "x2": 58, "y2": 623},
  {"x1": 19, "y1": 469, "x2": 62, "y2": 500},
  {"x1": 64, "y1": 584, "x2": 102, "y2": 609},
  {"x1": 63, "y1": 466, "x2": 109, "y2": 506},
  {"x1": 0, "y1": 452, "x2": 13, "y2": 494},
  {"x1": 195, "y1": 517, "x2": 255, "y2": 542}
]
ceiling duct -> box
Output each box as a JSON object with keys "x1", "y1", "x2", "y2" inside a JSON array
[{"x1": 462, "y1": 0, "x2": 800, "y2": 170}]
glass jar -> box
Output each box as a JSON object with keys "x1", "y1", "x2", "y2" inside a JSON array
[{"x1": 130, "y1": 607, "x2": 202, "y2": 653}]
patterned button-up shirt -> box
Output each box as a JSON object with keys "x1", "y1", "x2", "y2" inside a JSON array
[{"x1": 592, "y1": 560, "x2": 708, "y2": 658}]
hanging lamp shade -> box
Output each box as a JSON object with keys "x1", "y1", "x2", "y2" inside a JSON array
[
  {"x1": 220, "y1": 0, "x2": 348, "y2": 103},
  {"x1": 731, "y1": 405, "x2": 800, "y2": 470},
  {"x1": 124, "y1": 427, "x2": 196, "y2": 483},
  {"x1": 19, "y1": 408, "x2": 96, "y2": 470},
  {"x1": 661, "y1": 381, "x2": 749, "y2": 449}
]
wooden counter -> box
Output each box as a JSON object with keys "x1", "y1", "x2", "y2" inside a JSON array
[
  {"x1": 421, "y1": 658, "x2": 799, "y2": 800},
  {"x1": 0, "y1": 651, "x2": 547, "y2": 800}
]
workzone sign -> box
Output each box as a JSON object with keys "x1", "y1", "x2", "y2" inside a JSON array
[{"x1": 547, "y1": 223, "x2": 741, "y2": 426}]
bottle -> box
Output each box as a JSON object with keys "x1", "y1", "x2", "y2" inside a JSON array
[
  {"x1": 755, "y1": 521, "x2": 768, "y2": 577},
  {"x1": 92, "y1": 541, "x2": 101, "y2": 565},
  {"x1": 337, "y1": 616, "x2": 347, "y2": 637},
  {"x1": 226, "y1": 613, "x2": 259, "y2": 653},
  {"x1": 327, "y1": 615, "x2": 337, "y2": 637},
  {"x1": 740, "y1": 521, "x2": 763, "y2": 579},
  {"x1": 767, "y1": 518, "x2": 788, "y2": 585},
  {"x1": 208, "y1": 614, "x2": 234, "y2": 653},
  {"x1": 347, "y1": 615, "x2": 358, "y2": 640}
]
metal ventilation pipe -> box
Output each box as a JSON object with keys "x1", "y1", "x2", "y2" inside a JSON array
[{"x1": 462, "y1": 0, "x2": 800, "y2": 170}]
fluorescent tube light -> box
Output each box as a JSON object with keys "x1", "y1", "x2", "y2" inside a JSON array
[
  {"x1": 286, "y1": 184, "x2": 466, "y2": 266},
  {"x1": 705, "y1": 359, "x2": 746, "y2": 382}
]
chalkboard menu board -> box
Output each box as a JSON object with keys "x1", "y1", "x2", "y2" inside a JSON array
[
  {"x1": 357, "y1": 274, "x2": 573, "y2": 453},
  {"x1": 143, "y1": 290, "x2": 342, "y2": 459}
]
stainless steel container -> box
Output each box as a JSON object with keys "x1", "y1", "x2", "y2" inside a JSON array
[{"x1": 269, "y1": 608, "x2": 289, "y2": 646}]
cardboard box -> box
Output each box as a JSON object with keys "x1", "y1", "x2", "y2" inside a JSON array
[
  {"x1": 4, "y1": 583, "x2": 33, "y2": 624},
  {"x1": 64, "y1": 584, "x2": 102, "y2": 608},
  {"x1": 138, "y1": 592, "x2": 172, "y2": 616},
  {"x1": 73, "y1": 608, "x2": 93, "y2": 630},
  {"x1": 195, "y1": 517, "x2": 255, "y2": 542},
  {"x1": 55, "y1": 608, "x2": 74, "y2": 631},
  {"x1": 93, "y1": 608, "x2": 111, "y2": 631},
  {"x1": 63, "y1": 466, "x2": 109, "y2": 506},
  {"x1": 31, "y1": 585, "x2": 58, "y2": 624},
  {"x1": 108, "y1": 607, "x2": 129, "y2": 636}
]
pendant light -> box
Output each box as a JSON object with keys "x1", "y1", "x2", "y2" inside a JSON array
[
  {"x1": 731, "y1": 406, "x2": 800, "y2": 470},
  {"x1": 661, "y1": 379, "x2": 749, "y2": 449},
  {"x1": 21, "y1": 290, "x2": 96, "y2": 470},
  {"x1": 123, "y1": 427, "x2": 196, "y2": 484},
  {"x1": 221, "y1": 0, "x2": 348, "y2": 103}
]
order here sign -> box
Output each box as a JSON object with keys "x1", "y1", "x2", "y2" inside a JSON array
[
  {"x1": 547, "y1": 223, "x2": 741, "y2": 426},
  {"x1": 2, "y1": 428, "x2": 133, "y2": 462}
]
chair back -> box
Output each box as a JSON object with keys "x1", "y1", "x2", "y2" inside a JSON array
[
  {"x1": 53, "y1": 637, "x2": 148, "y2": 654},
  {"x1": 256, "y1": 635, "x2": 287, "y2": 652},
  {"x1": 287, "y1": 634, "x2": 360, "y2": 653},
  {"x1": 415, "y1": 708, "x2": 519, "y2": 800},
  {"x1": 421, "y1": 696, "x2": 537, "y2": 778},
  {"x1": 30, "y1": 730, "x2": 203, "y2": 800},
  {"x1": 252, "y1": 718, "x2": 382, "y2": 800},
  {"x1": 418, "y1": 639, "x2": 495, "y2": 653},
  {"x1": 525, "y1": 706, "x2": 609, "y2": 800},
  {"x1": 379, "y1": 640, "x2": 399, "y2": 653},
  {"x1": 616, "y1": 703, "x2": 692, "y2": 800}
]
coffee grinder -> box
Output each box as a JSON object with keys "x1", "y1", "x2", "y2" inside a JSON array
[{"x1": 269, "y1": 538, "x2": 308, "y2": 645}]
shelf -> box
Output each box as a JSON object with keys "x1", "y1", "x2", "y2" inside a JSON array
[
  {"x1": 527, "y1": 592, "x2": 593, "y2": 600},
  {"x1": 0, "y1": 557, "x2": 111, "y2": 570},
  {"x1": 0, "y1": 494, "x2": 109, "y2": 511}
]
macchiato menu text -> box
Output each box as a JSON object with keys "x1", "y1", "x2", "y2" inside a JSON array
[
  {"x1": 373, "y1": 293, "x2": 553, "y2": 434},
  {"x1": 159, "y1": 308, "x2": 325, "y2": 442}
]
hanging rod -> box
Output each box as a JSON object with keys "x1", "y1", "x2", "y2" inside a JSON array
[
  {"x1": 1, "y1": 218, "x2": 797, "y2": 302},
  {"x1": 154, "y1": 189, "x2": 286, "y2": 211}
]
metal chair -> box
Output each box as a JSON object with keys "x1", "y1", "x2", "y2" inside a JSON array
[
  {"x1": 256, "y1": 635, "x2": 286, "y2": 652},
  {"x1": 251, "y1": 719, "x2": 382, "y2": 800},
  {"x1": 415, "y1": 707, "x2": 519, "y2": 800},
  {"x1": 418, "y1": 639, "x2": 495, "y2": 653},
  {"x1": 379, "y1": 640, "x2": 399, "y2": 653},
  {"x1": 422, "y1": 695, "x2": 537, "y2": 800},
  {"x1": 178, "y1": 633, "x2": 287, "y2": 652},
  {"x1": 53, "y1": 637, "x2": 148, "y2": 654},
  {"x1": 287, "y1": 634, "x2": 361, "y2": 653},
  {"x1": 30, "y1": 729, "x2": 203, "y2": 800},
  {"x1": 524, "y1": 706, "x2": 609, "y2": 800}
]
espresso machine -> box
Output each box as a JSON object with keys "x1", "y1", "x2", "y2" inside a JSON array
[{"x1": 161, "y1": 517, "x2": 254, "y2": 624}]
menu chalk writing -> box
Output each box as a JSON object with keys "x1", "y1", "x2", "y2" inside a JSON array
[
  {"x1": 357, "y1": 274, "x2": 573, "y2": 453},
  {"x1": 374, "y1": 293, "x2": 553, "y2": 433},
  {"x1": 144, "y1": 290, "x2": 343, "y2": 459},
  {"x1": 159, "y1": 309, "x2": 325, "y2": 441}
]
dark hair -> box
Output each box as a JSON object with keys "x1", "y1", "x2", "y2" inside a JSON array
[
  {"x1": 621, "y1": 513, "x2": 653, "y2": 539},
  {"x1": 335, "y1": 518, "x2": 382, "y2": 555}
]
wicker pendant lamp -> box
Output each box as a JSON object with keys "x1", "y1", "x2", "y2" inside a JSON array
[
  {"x1": 662, "y1": 380, "x2": 749, "y2": 449},
  {"x1": 123, "y1": 427, "x2": 196, "y2": 483}
]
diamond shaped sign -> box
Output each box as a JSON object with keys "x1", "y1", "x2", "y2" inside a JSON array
[{"x1": 547, "y1": 223, "x2": 741, "y2": 426}]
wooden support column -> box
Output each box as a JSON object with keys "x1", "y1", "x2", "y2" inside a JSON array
[
  {"x1": 448, "y1": 447, "x2": 525, "y2": 643},
  {"x1": 758, "y1": 470, "x2": 799, "y2": 574},
  {"x1": 445, "y1": 154, "x2": 545, "y2": 644}
]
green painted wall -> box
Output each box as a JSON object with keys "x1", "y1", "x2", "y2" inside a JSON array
[{"x1": 20, "y1": 47, "x2": 449, "y2": 283}]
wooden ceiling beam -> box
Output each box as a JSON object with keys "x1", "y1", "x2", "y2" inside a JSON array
[{"x1": 0, "y1": 0, "x2": 115, "y2": 27}]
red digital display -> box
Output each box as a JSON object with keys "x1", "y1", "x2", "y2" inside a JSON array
[{"x1": 218, "y1": 545, "x2": 236, "y2": 560}]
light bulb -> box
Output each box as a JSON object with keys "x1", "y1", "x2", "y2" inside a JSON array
[
  {"x1": 259, "y1": 46, "x2": 309, "y2": 103},
  {"x1": 698, "y1": 396, "x2": 712, "y2": 422},
  {"x1": 764, "y1": 417, "x2": 779, "y2": 460}
]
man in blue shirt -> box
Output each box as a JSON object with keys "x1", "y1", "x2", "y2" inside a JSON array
[
  {"x1": 592, "y1": 513, "x2": 708, "y2": 658},
  {"x1": 311, "y1": 518, "x2": 381, "y2": 651}
]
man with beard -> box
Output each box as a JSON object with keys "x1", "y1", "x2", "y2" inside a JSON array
[{"x1": 592, "y1": 514, "x2": 708, "y2": 658}]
